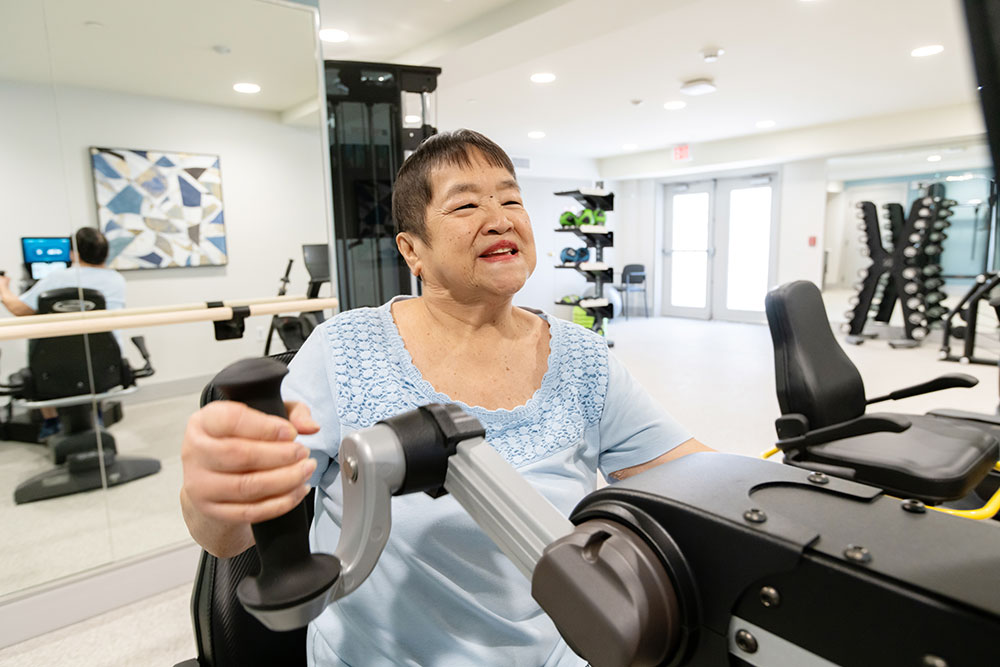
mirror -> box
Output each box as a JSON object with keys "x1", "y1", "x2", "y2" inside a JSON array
[
  {"x1": 0, "y1": 0, "x2": 332, "y2": 599},
  {"x1": 0, "y1": 0, "x2": 111, "y2": 597}
]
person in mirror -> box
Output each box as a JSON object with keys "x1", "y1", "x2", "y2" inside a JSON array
[
  {"x1": 0, "y1": 226, "x2": 126, "y2": 437},
  {"x1": 181, "y1": 129, "x2": 712, "y2": 666}
]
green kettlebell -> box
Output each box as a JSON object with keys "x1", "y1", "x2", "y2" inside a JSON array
[
  {"x1": 559, "y1": 211, "x2": 578, "y2": 227},
  {"x1": 577, "y1": 209, "x2": 596, "y2": 226}
]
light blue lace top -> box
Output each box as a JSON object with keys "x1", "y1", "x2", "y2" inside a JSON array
[{"x1": 282, "y1": 297, "x2": 690, "y2": 667}]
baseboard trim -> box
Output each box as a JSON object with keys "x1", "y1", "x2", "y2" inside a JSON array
[{"x1": 0, "y1": 541, "x2": 201, "y2": 648}]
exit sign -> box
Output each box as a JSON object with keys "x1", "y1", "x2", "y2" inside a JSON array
[{"x1": 673, "y1": 144, "x2": 691, "y2": 162}]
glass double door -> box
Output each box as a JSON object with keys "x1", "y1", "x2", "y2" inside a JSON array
[{"x1": 662, "y1": 176, "x2": 777, "y2": 322}]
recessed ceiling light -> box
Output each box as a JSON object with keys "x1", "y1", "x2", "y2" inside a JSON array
[
  {"x1": 756, "y1": 120, "x2": 776, "y2": 129},
  {"x1": 679, "y1": 78, "x2": 717, "y2": 96},
  {"x1": 702, "y1": 48, "x2": 725, "y2": 63},
  {"x1": 663, "y1": 100, "x2": 687, "y2": 111},
  {"x1": 233, "y1": 82, "x2": 261, "y2": 94},
  {"x1": 530, "y1": 72, "x2": 556, "y2": 84},
  {"x1": 404, "y1": 115, "x2": 421, "y2": 124},
  {"x1": 319, "y1": 28, "x2": 350, "y2": 43},
  {"x1": 528, "y1": 131, "x2": 546, "y2": 139},
  {"x1": 911, "y1": 44, "x2": 944, "y2": 58},
  {"x1": 927, "y1": 154, "x2": 942, "y2": 162},
  {"x1": 622, "y1": 143, "x2": 638, "y2": 151}
]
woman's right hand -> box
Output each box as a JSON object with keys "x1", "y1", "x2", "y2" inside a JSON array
[{"x1": 181, "y1": 400, "x2": 320, "y2": 528}]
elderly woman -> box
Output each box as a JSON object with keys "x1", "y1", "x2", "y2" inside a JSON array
[{"x1": 181, "y1": 129, "x2": 709, "y2": 666}]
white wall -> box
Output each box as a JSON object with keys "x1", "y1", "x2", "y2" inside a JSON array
[
  {"x1": 0, "y1": 80, "x2": 330, "y2": 388},
  {"x1": 775, "y1": 159, "x2": 828, "y2": 287}
]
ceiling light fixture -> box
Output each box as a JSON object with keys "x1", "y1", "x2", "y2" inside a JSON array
[
  {"x1": 756, "y1": 120, "x2": 776, "y2": 129},
  {"x1": 679, "y1": 78, "x2": 717, "y2": 96},
  {"x1": 622, "y1": 143, "x2": 638, "y2": 151},
  {"x1": 528, "y1": 131, "x2": 546, "y2": 139},
  {"x1": 911, "y1": 44, "x2": 944, "y2": 58},
  {"x1": 319, "y1": 28, "x2": 350, "y2": 43},
  {"x1": 404, "y1": 115, "x2": 421, "y2": 124},
  {"x1": 530, "y1": 72, "x2": 556, "y2": 84},
  {"x1": 926, "y1": 154, "x2": 942, "y2": 162},
  {"x1": 233, "y1": 82, "x2": 261, "y2": 94},
  {"x1": 663, "y1": 100, "x2": 687, "y2": 110},
  {"x1": 702, "y1": 48, "x2": 725, "y2": 63}
]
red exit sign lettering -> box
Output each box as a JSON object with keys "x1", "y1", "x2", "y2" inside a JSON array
[{"x1": 673, "y1": 144, "x2": 691, "y2": 162}]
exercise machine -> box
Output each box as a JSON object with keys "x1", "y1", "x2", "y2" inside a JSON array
[
  {"x1": 939, "y1": 271, "x2": 1000, "y2": 365},
  {"x1": 262, "y1": 245, "x2": 334, "y2": 355},
  {"x1": 177, "y1": 358, "x2": 1000, "y2": 666},
  {"x1": 1, "y1": 288, "x2": 158, "y2": 504}
]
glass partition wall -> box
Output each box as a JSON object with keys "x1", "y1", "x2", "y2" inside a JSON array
[{"x1": 0, "y1": 0, "x2": 333, "y2": 605}]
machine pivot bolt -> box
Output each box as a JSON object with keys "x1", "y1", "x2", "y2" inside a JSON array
[
  {"x1": 735, "y1": 629, "x2": 759, "y2": 653},
  {"x1": 922, "y1": 656, "x2": 948, "y2": 667},
  {"x1": 343, "y1": 455, "x2": 359, "y2": 483},
  {"x1": 901, "y1": 498, "x2": 926, "y2": 514},
  {"x1": 807, "y1": 471, "x2": 829, "y2": 485},
  {"x1": 759, "y1": 586, "x2": 781, "y2": 607},
  {"x1": 844, "y1": 544, "x2": 872, "y2": 564},
  {"x1": 743, "y1": 508, "x2": 767, "y2": 524}
]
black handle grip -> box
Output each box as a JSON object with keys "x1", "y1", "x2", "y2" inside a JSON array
[{"x1": 212, "y1": 359, "x2": 313, "y2": 590}]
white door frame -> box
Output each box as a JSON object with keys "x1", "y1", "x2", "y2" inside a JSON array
[{"x1": 661, "y1": 181, "x2": 715, "y2": 319}]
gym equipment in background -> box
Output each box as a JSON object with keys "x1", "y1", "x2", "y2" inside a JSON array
[
  {"x1": 842, "y1": 188, "x2": 955, "y2": 347},
  {"x1": 325, "y1": 60, "x2": 441, "y2": 310},
  {"x1": 765, "y1": 280, "x2": 1000, "y2": 519},
  {"x1": 1, "y1": 288, "x2": 158, "y2": 504},
  {"x1": 553, "y1": 188, "x2": 615, "y2": 339},
  {"x1": 178, "y1": 359, "x2": 1000, "y2": 666},
  {"x1": 263, "y1": 244, "x2": 334, "y2": 355},
  {"x1": 939, "y1": 271, "x2": 1000, "y2": 365},
  {"x1": 558, "y1": 247, "x2": 590, "y2": 264}
]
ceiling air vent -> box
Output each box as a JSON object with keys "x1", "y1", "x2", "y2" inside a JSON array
[{"x1": 511, "y1": 156, "x2": 531, "y2": 171}]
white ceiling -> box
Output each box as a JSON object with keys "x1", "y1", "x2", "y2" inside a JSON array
[
  {"x1": 0, "y1": 0, "x2": 321, "y2": 117},
  {"x1": 318, "y1": 0, "x2": 981, "y2": 160}
]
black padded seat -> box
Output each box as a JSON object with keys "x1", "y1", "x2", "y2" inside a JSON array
[
  {"x1": 784, "y1": 414, "x2": 998, "y2": 503},
  {"x1": 766, "y1": 281, "x2": 999, "y2": 504}
]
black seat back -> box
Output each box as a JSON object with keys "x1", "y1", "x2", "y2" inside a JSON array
[
  {"x1": 29, "y1": 288, "x2": 126, "y2": 399},
  {"x1": 765, "y1": 281, "x2": 867, "y2": 429},
  {"x1": 621, "y1": 264, "x2": 645, "y2": 285},
  {"x1": 190, "y1": 350, "x2": 308, "y2": 667}
]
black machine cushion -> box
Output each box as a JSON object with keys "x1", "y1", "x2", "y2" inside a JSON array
[
  {"x1": 784, "y1": 414, "x2": 999, "y2": 503},
  {"x1": 765, "y1": 281, "x2": 868, "y2": 429},
  {"x1": 29, "y1": 288, "x2": 127, "y2": 399}
]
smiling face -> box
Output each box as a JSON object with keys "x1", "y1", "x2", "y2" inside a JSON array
[{"x1": 396, "y1": 149, "x2": 536, "y2": 301}]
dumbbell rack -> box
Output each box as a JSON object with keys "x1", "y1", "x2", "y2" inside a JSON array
[
  {"x1": 553, "y1": 189, "x2": 615, "y2": 335},
  {"x1": 843, "y1": 194, "x2": 955, "y2": 347}
]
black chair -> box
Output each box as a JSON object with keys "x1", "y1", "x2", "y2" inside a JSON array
[
  {"x1": 1, "y1": 288, "x2": 157, "y2": 504},
  {"x1": 614, "y1": 264, "x2": 648, "y2": 319},
  {"x1": 765, "y1": 280, "x2": 998, "y2": 504},
  {"x1": 178, "y1": 350, "x2": 308, "y2": 667}
]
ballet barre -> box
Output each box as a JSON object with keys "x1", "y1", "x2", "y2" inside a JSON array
[
  {"x1": 0, "y1": 297, "x2": 338, "y2": 342},
  {"x1": 0, "y1": 294, "x2": 310, "y2": 327}
]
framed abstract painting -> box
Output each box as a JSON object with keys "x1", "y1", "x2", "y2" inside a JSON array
[{"x1": 90, "y1": 147, "x2": 228, "y2": 269}]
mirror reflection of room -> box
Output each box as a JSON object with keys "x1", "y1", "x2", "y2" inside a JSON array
[
  {"x1": 3, "y1": 0, "x2": 1000, "y2": 665},
  {"x1": 0, "y1": 0, "x2": 332, "y2": 606}
]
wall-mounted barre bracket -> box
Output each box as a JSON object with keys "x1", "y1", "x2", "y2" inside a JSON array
[{"x1": 210, "y1": 303, "x2": 250, "y2": 340}]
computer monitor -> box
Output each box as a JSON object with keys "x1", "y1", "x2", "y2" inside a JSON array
[{"x1": 22, "y1": 237, "x2": 71, "y2": 281}]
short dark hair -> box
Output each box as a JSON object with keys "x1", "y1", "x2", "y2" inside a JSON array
[
  {"x1": 391, "y1": 129, "x2": 516, "y2": 243},
  {"x1": 75, "y1": 227, "x2": 109, "y2": 265}
]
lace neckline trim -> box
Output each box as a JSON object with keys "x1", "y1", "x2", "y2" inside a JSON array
[{"x1": 378, "y1": 297, "x2": 564, "y2": 421}]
